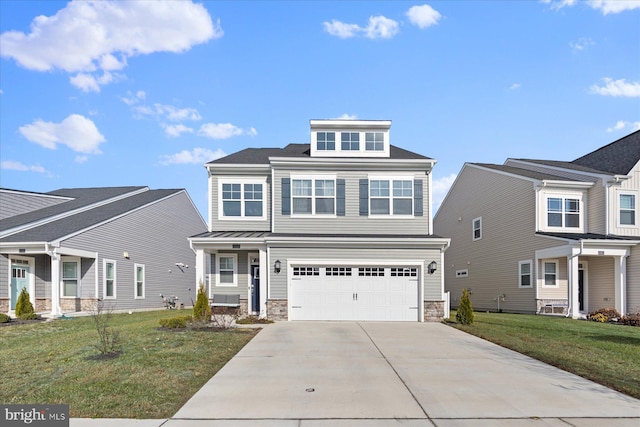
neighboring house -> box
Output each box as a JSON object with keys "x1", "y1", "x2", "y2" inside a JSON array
[
  {"x1": 189, "y1": 119, "x2": 450, "y2": 322},
  {"x1": 0, "y1": 186, "x2": 207, "y2": 317},
  {"x1": 434, "y1": 130, "x2": 640, "y2": 318}
]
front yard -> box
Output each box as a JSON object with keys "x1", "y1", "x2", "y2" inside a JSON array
[
  {"x1": 0, "y1": 310, "x2": 259, "y2": 418},
  {"x1": 448, "y1": 311, "x2": 640, "y2": 399}
]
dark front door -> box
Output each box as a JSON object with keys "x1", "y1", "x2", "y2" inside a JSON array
[
  {"x1": 251, "y1": 266, "x2": 260, "y2": 313},
  {"x1": 578, "y1": 268, "x2": 585, "y2": 312}
]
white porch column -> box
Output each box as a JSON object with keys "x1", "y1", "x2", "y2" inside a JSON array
[
  {"x1": 194, "y1": 249, "x2": 206, "y2": 295},
  {"x1": 614, "y1": 255, "x2": 627, "y2": 315},
  {"x1": 50, "y1": 253, "x2": 62, "y2": 316},
  {"x1": 259, "y1": 248, "x2": 268, "y2": 318},
  {"x1": 568, "y1": 253, "x2": 580, "y2": 319}
]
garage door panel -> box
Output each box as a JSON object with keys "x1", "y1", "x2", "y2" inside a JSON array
[{"x1": 289, "y1": 265, "x2": 419, "y2": 321}]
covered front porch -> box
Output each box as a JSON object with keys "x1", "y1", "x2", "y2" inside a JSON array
[{"x1": 535, "y1": 236, "x2": 639, "y2": 318}]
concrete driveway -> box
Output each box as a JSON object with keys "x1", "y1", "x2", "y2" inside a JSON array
[{"x1": 167, "y1": 322, "x2": 640, "y2": 426}]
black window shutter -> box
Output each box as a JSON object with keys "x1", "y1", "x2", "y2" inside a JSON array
[
  {"x1": 281, "y1": 178, "x2": 290, "y2": 215},
  {"x1": 414, "y1": 179, "x2": 423, "y2": 216},
  {"x1": 359, "y1": 179, "x2": 369, "y2": 216},
  {"x1": 336, "y1": 179, "x2": 345, "y2": 216}
]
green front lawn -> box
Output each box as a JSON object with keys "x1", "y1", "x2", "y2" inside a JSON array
[
  {"x1": 448, "y1": 311, "x2": 640, "y2": 399},
  {"x1": 0, "y1": 310, "x2": 259, "y2": 418}
]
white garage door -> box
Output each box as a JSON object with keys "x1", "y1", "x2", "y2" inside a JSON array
[{"x1": 289, "y1": 266, "x2": 420, "y2": 321}]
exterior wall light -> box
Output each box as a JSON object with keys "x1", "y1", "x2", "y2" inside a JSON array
[
  {"x1": 428, "y1": 261, "x2": 437, "y2": 274},
  {"x1": 274, "y1": 259, "x2": 282, "y2": 274}
]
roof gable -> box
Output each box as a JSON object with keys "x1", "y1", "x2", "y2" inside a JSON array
[{"x1": 572, "y1": 130, "x2": 640, "y2": 175}]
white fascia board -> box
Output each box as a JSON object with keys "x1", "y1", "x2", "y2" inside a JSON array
[
  {"x1": 269, "y1": 157, "x2": 436, "y2": 170},
  {"x1": 0, "y1": 187, "x2": 149, "y2": 239},
  {"x1": 55, "y1": 246, "x2": 98, "y2": 259},
  {"x1": 506, "y1": 159, "x2": 615, "y2": 182},
  {"x1": 310, "y1": 119, "x2": 391, "y2": 130},
  {"x1": 538, "y1": 180, "x2": 595, "y2": 189},
  {"x1": 267, "y1": 235, "x2": 450, "y2": 249},
  {"x1": 0, "y1": 242, "x2": 48, "y2": 254},
  {"x1": 206, "y1": 164, "x2": 271, "y2": 172},
  {"x1": 189, "y1": 237, "x2": 268, "y2": 249}
]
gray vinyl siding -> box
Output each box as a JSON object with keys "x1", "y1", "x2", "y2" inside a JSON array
[
  {"x1": 627, "y1": 246, "x2": 640, "y2": 314},
  {"x1": 587, "y1": 180, "x2": 606, "y2": 234},
  {"x1": 584, "y1": 256, "x2": 614, "y2": 312},
  {"x1": 61, "y1": 191, "x2": 207, "y2": 310},
  {"x1": 0, "y1": 191, "x2": 69, "y2": 220},
  {"x1": 208, "y1": 174, "x2": 271, "y2": 232},
  {"x1": 268, "y1": 246, "x2": 443, "y2": 300},
  {"x1": 0, "y1": 255, "x2": 7, "y2": 298},
  {"x1": 273, "y1": 169, "x2": 431, "y2": 235},
  {"x1": 434, "y1": 165, "x2": 560, "y2": 313},
  {"x1": 34, "y1": 254, "x2": 51, "y2": 300},
  {"x1": 537, "y1": 257, "x2": 568, "y2": 300},
  {"x1": 208, "y1": 251, "x2": 251, "y2": 299}
]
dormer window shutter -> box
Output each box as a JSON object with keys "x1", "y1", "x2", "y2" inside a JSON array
[
  {"x1": 336, "y1": 179, "x2": 346, "y2": 216},
  {"x1": 414, "y1": 179, "x2": 423, "y2": 216},
  {"x1": 281, "y1": 178, "x2": 291, "y2": 215},
  {"x1": 359, "y1": 179, "x2": 369, "y2": 216}
]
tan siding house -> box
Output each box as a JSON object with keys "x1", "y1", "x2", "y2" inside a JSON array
[{"x1": 435, "y1": 130, "x2": 640, "y2": 317}]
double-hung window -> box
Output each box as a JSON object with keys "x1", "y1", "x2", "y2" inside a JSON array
[
  {"x1": 341, "y1": 132, "x2": 360, "y2": 151},
  {"x1": 547, "y1": 197, "x2": 580, "y2": 229},
  {"x1": 620, "y1": 194, "x2": 636, "y2": 226},
  {"x1": 519, "y1": 260, "x2": 532, "y2": 288},
  {"x1": 104, "y1": 260, "x2": 116, "y2": 298},
  {"x1": 370, "y1": 179, "x2": 413, "y2": 216},
  {"x1": 135, "y1": 264, "x2": 145, "y2": 299},
  {"x1": 220, "y1": 179, "x2": 265, "y2": 219},
  {"x1": 218, "y1": 255, "x2": 237, "y2": 286},
  {"x1": 317, "y1": 132, "x2": 335, "y2": 151},
  {"x1": 62, "y1": 258, "x2": 79, "y2": 297},
  {"x1": 292, "y1": 178, "x2": 335, "y2": 215},
  {"x1": 543, "y1": 261, "x2": 558, "y2": 287},
  {"x1": 473, "y1": 217, "x2": 482, "y2": 241}
]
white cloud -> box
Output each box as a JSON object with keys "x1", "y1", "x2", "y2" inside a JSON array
[
  {"x1": 510, "y1": 83, "x2": 521, "y2": 90},
  {"x1": 431, "y1": 173, "x2": 457, "y2": 213},
  {"x1": 589, "y1": 78, "x2": 640, "y2": 97},
  {"x1": 323, "y1": 15, "x2": 399, "y2": 39},
  {"x1": 588, "y1": 0, "x2": 640, "y2": 14},
  {"x1": 569, "y1": 37, "x2": 594, "y2": 53},
  {"x1": 0, "y1": 0, "x2": 221, "y2": 91},
  {"x1": 121, "y1": 90, "x2": 146, "y2": 106},
  {"x1": 333, "y1": 113, "x2": 359, "y2": 120},
  {"x1": 323, "y1": 20, "x2": 361, "y2": 39},
  {"x1": 134, "y1": 103, "x2": 202, "y2": 121},
  {"x1": 406, "y1": 4, "x2": 442, "y2": 29},
  {"x1": 364, "y1": 16, "x2": 400, "y2": 39},
  {"x1": 75, "y1": 155, "x2": 89, "y2": 163},
  {"x1": 607, "y1": 120, "x2": 640, "y2": 133},
  {"x1": 1, "y1": 160, "x2": 49, "y2": 174},
  {"x1": 19, "y1": 114, "x2": 106, "y2": 154},
  {"x1": 542, "y1": 0, "x2": 640, "y2": 14},
  {"x1": 163, "y1": 124, "x2": 194, "y2": 138},
  {"x1": 159, "y1": 148, "x2": 226, "y2": 165},
  {"x1": 198, "y1": 123, "x2": 257, "y2": 139}
]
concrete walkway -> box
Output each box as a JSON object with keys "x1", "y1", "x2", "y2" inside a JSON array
[{"x1": 73, "y1": 322, "x2": 640, "y2": 426}]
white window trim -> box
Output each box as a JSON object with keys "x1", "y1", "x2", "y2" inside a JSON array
[
  {"x1": 134, "y1": 263, "x2": 145, "y2": 299},
  {"x1": 217, "y1": 254, "x2": 238, "y2": 287},
  {"x1": 542, "y1": 260, "x2": 559, "y2": 288},
  {"x1": 103, "y1": 259, "x2": 117, "y2": 299},
  {"x1": 518, "y1": 260, "x2": 533, "y2": 288},
  {"x1": 290, "y1": 174, "x2": 337, "y2": 217},
  {"x1": 61, "y1": 256, "x2": 81, "y2": 298},
  {"x1": 310, "y1": 130, "x2": 390, "y2": 158},
  {"x1": 617, "y1": 191, "x2": 637, "y2": 228},
  {"x1": 218, "y1": 177, "x2": 267, "y2": 221},
  {"x1": 539, "y1": 191, "x2": 585, "y2": 232},
  {"x1": 368, "y1": 175, "x2": 415, "y2": 218},
  {"x1": 472, "y1": 217, "x2": 482, "y2": 241}
]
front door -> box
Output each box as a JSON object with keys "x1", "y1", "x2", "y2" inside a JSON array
[
  {"x1": 251, "y1": 266, "x2": 260, "y2": 313},
  {"x1": 578, "y1": 264, "x2": 585, "y2": 312},
  {"x1": 11, "y1": 265, "x2": 30, "y2": 310}
]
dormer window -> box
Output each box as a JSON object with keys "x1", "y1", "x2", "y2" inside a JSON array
[
  {"x1": 365, "y1": 132, "x2": 384, "y2": 151},
  {"x1": 317, "y1": 132, "x2": 335, "y2": 151},
  {"x1": 341, "y1": 132, "x2": 360, "y2": 151}
]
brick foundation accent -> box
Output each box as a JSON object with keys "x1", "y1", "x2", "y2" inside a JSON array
[
  {"x1": 424, "y1": 300, "x2": 445, "y2": 322},
  {"x1": 60, "y1": 298, "x2": 98, "y2": 312},
  {"x1": 267, "y1": 299, "x2": 288, "y2": 321},
  {"x1": 35, "y1": 298, "x2": 51, "y2": 312},
  {"x1": 0, "y1": 299, "x2": 8, "y2": 313}
]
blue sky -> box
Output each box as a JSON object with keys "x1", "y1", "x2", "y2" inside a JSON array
[{"x1": 1, "y1": 0, "x2": 639, "y2": 219}]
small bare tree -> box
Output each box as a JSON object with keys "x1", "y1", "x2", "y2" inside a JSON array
[{"x1": 90, "y1": 299, "x2": 122, "y2": 356}]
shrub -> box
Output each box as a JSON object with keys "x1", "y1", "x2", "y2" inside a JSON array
[
  {"x1": 0, "y1": 313, "x2": 11, "y2": 323},
  {"x1": 456, "y1": 288, "x2": 475, "y2": 325},
  {"x1": 15, "y1": 288, "x2": 36, "y2": 319},
  {"x1": 90, "y1": 300, "x2": 121, "y2": 356},
  {"x1": 588, "y1": 307, "x2": 621, "y2": 322},
  {"x1": 193, "y1": 282, "x2": 211, "y2": 323},
  {"x1": 159, "y1": 315, "x2": 191, "y2": 329},
  {"x1": 620, "y1": 312, "x2": 640, "y2": 327}
]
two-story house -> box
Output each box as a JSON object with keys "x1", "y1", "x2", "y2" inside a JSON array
[
  {"x1": 433, "y1": 130, "x2": 640, "y2": 318},
  {"x1": 189, "y1": 119, "x2": 451, "y2": 321},
  {"x1": 1, "y1": 186, "x2": 207, "y2": 317}
]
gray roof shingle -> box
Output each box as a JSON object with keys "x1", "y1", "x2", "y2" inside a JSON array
[
  {"x1": 572, "y1": 129, "x2": 640, "y2": 175},
  {"x1": 471, "y1": 163, "x2": 595, "y2": 182}
]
